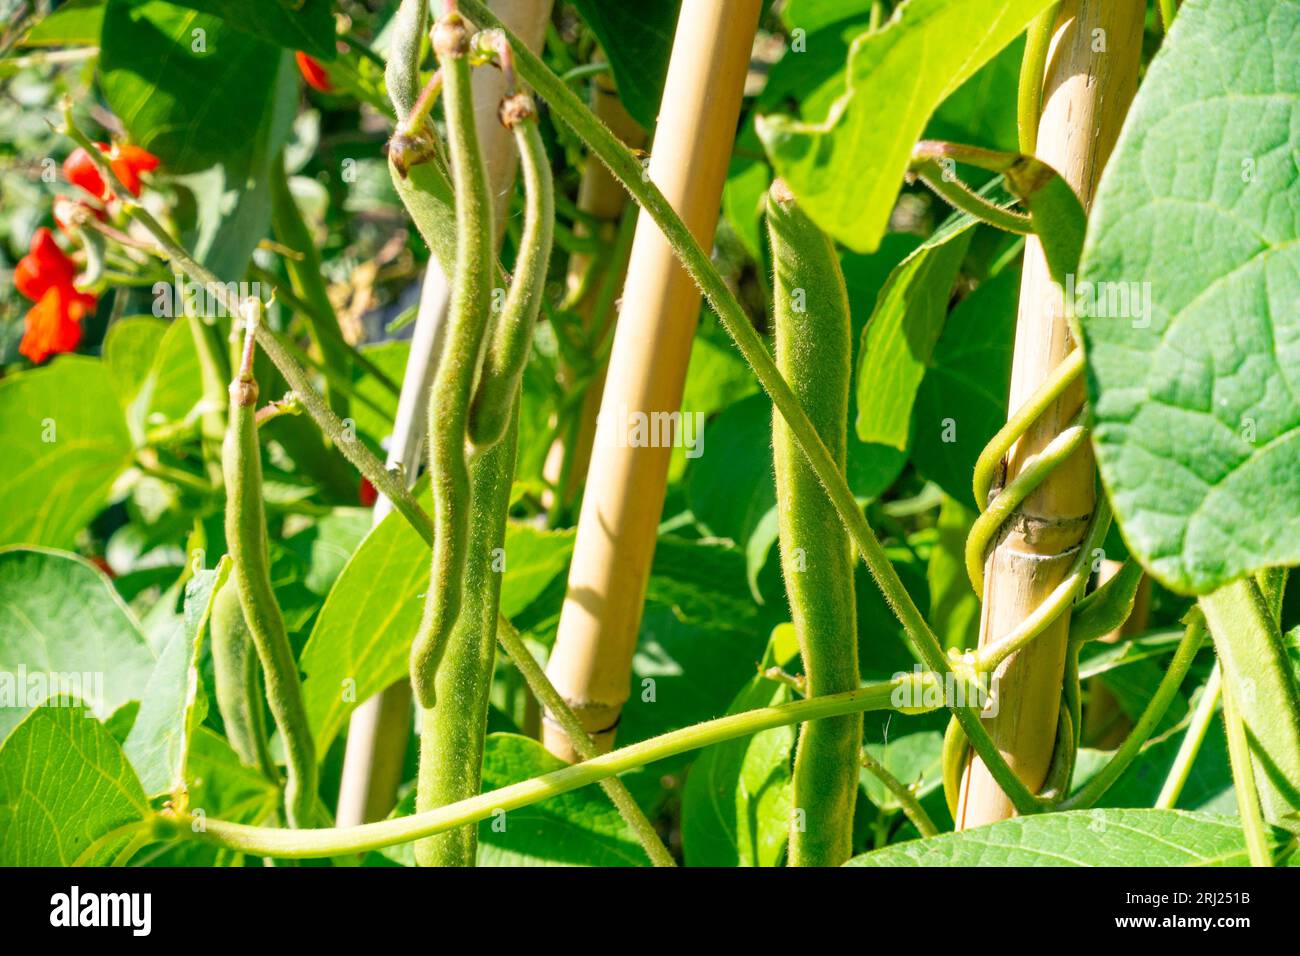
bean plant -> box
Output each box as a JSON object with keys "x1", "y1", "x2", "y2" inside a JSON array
[{"x1": 0, "y1": 0, "x2": 1297, "y2": 869}]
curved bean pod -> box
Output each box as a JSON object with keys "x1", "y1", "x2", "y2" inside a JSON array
[
  {"x1": 767, "y1": 180, "x2": 860, "y2": 867},
  {"x1": 467, "y1": 92, "x2": 554, "y2": 452},
  {"x1": 409, "y1": 10, "x2": 495, "y2": 709}
]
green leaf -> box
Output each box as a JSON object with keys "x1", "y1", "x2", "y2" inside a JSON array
[
  {"x1": 22, "y1": 0, "x2": 105, "y2": 47},
  {"x1": 926, "y1": 495, "x2": 980, "y2": 651},
  {"x1": 299, "y1": 509, "x2": 574, "y2": 754},
  {"x1": 860, "y1": 729, "x2": 943, "y2": 811},
  {"x1": 100, "y1": 0, "x2": 283, "y2": 174},
  {"x1": 756, "y1": 0, "x2": 1055, "y2": 252},
  {"x1": 567, "y1": 0, "x2": 678, "y2": 131},
  {"x1": 681, "y1": 625, "x2": 798, "y2": 866},
  {"x1": 0, "y1": 548, "x2": 156, "y2": 743},
  {"x1": 0, "y1": 356, "x2": 133, "y2": 549},
  {"x1": 104, "y1": 315, "x2": 204, "y2": 444},
  {"x1": 1080, "y1": 0, "x2": 1300, "y2": 594},
  {"x1": 477, "y1": 734, "x2": 647, "y2": 866},
  {"x1": 0, "y1": 706, "x2": 150, "y2": 866},
  {"x1": 911, "y1": 262, "x2": 1019, "y2": 500},
  {"x1": 159, "y1": 0, "x2": 337, "y2": 59},
  {"x1": 381, "y1": 734, "x2": 647, "y2": 867},
  {"x1": 121, "y1": 568, "x2": 218, "y2": 796},
  {"x1": 855, "y1": 217, "x2": 975, "y2": 450},
  {"x1": 846, "y1": 809, "x2": 1276, "y2": 866}
]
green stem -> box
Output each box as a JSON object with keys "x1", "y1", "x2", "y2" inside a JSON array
[
  {"x1": 496, "y1": 618, "x2": 676, "y2": 867},
  {"x1": 1017, "y1": 4, "x2": 1059, "y2": 155},
  {"x1": 965, "y1": 417, "x2": 1088, "y2": 593},
  {"x1": 972, "y1": 495, "x2": 1111, "y2": 674},
  {"x1": 458, "y1": 0, "x2": 1039, "y2": 816},
  {"x1": 1058, "y1": 613, "x2": 1206, "y2": 810},
  {"x1": 162, "y1": 675, "x2": 935, "y2": 858},
  {"x1": 860, "y1": 748, "x2": 939, "y2": 838},
  {"x1": 972, "y1": 348, "x2": 1083, "y2": 509},
  {"x1": 1221, "y1": 675, "x2": 1273, "y2": 867},
  {"x1": 269, "y1": 154, "x2": 352, "y2": 417},
  {"x1": 1199, "y1": 578, "x2": 1300, "y2": 825},
  {"x1": 1155, "y1": 664, "x2": 1220, "y2": 810},
  {"x1": 914, "y1": 161, "x2": 1031, "y2": 234}
]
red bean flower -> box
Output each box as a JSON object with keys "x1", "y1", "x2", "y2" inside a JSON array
[
  {"x1": 13, "y1": 228, "x2": 97, "y2": 364},
  {"x1": 13, "y1": 227, "x2": 76, "y2": 301},
  {"x1": 21, "y1": 285, "x2": 95, "y2": 364},
  {"x1": 63, "y1": 141, "x2": 160, "y2": 201},
  {"x1": 295, "y1": 51, "x2": 333, "y2": 93}
]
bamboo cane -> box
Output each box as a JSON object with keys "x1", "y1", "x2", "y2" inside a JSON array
[
  {"x1": 333, "y1": 0, "x2": 552, "y2": 827},
  {"x1": 542, "y1": 0, "x2": 762, "y2": 760},
  {"x1": 541, "y1": 64, "x2": 645, "y2": 509},
  {"x1": 957, "y1": 0, "x2": 1144, "y2": 828}
]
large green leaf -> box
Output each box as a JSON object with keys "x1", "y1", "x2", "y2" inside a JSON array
[
  {"x1": 567, "y1": 0, "x2": 679, "y2": 131},
  {"x1": 680, "y1": 625, "x2": 797, "y2": 867},
  {"x1": 299, "y1": 512, "x2": 574, "y2": 754},
  {"x1": 0, "y1": 548, "x2": 156, "y2": 743},
  {"x1": 847, "y1": 809, "x2": 1274, "y2": 866},
  {"x1": 855, "y1": 216, "x2": 975, "y2": 450},
  {"x1": 0, "y1": 356, "x2": 133, "y2": 548},
  {"x1": 100, "y1": 0, "x2": 283, "y2": 174},
  {"x1": 22, "y1": 0, "x2": 105, "y2": 46},
  {"x1": 756, "y1": 0, "x2": 1055, "y2": 252},
  {"x1": 911, "y1": 262, "x2": 1018, "y2": 501},
  {"x1": 0, "y1": 706, "x2": 150, "y2": 866},
  {"x1": 1080, "y1": 0, "x2": 1300, "y2": 594},
  {"x1": 122, "y1": 567, "x2": 218, "y2": 796},
  {"x1": 160, "y1": 0, "x2": 336, "y2": 59}
]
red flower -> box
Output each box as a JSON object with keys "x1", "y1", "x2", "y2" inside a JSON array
[
  {"x1": 13, "y1": 227, "x2": 76, "y2": 301},
  {"x1": 12, "y1": 228, "x2": 96, "y2": 364},
  {"x1": 63, "y1": 142, "x2": 160, "y2": 200},
  {"x1": 20, "y1": 284, "x2": 94, "y2": 364},
  {"x1": 295, "y1": 51, "x2": 333, "y2": 93},
  {"x1": 358, "y1": 476, "x2": 378, "y2": 508}
]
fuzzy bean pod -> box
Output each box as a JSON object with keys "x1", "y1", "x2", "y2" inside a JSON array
[
  {"x1": 223, "y1": 311, "x2": 318, "y2": 828},
  {"x1": 766, "y1": 181, "x2": 861, "y2": 867},
  {"x1": 467, "y1": 93, "x2": 554, "y2": 452},
  {"x1": 408, "y1": 10, "x2": 495, "y2": 709},
  {"x1": 209, "y1": 572, "x2": 275, "y2": 779},
  {"x1": 415, "y1": 407, "x2": 519, "y2": 866}
]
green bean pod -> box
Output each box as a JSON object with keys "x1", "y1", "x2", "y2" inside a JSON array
[
  {"x1": 467, "y1": 93, "x2": 553, "y2": 452},
  {"x1": 409, "y1": 10, "x2": 495, "y2": 709},
  {"x1": 767, "y1": 181, "x2": 861, "y2": 866},
  {"x1": 385, "y1": 0, "x2": 428, "y2": 119},
  {"x1": 209, "y1": 572, "x2": 275, "y2": 779},
  {"x1": 415, "y1": 407, "x2": 519, "y2": 866},
  {"x1": 223, "y1": 325, "x2": 318, "y2": 828}
]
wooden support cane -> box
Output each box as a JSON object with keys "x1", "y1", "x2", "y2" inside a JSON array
[
  {"x1": 543, "y1": 0, "x2": 762, "y2": 760},
  {"x1": 958, "y1": 0, "x2": 1145, "y2": 827}
]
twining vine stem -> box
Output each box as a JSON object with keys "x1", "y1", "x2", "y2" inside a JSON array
[{"x1": 159, "y1": 676, "x2": 937, "y2": 858}]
